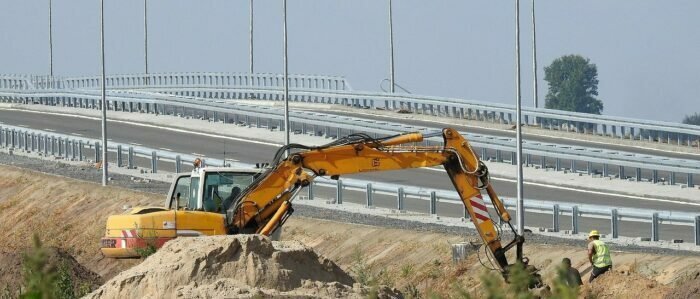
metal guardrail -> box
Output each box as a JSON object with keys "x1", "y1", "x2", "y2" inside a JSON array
[
  {"x1": 2, "y1": 72, "x2": 699, "y2": 148},
  {"x1": 1, "y1": 88, "x2": 698, "y2": 188},
  {"x1": 26, "y1": 72, "x2": 352, "y2": 91},
  {"x1": 1, "y1": 124, "x2": 698, "y2": 245}
]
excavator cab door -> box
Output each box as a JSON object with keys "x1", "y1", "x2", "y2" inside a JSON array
[{"x1": 165, "y1": 174, "x2": 192, "y2": 210}]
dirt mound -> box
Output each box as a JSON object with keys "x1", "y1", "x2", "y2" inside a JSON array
[
  {"x1": 665, "y1": 271, "x2": 700, "y2": 299},
  {"x1": 0, "y1": 247, "x2": 102, "y2": 293},
  {"x1": 579, "y1": 268, "x2": 671, "y2": 299},
  {"x1": 86, "y1": 235, "x2": 401, "y2": 298}
]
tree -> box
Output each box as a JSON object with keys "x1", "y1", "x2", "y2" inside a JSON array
[
  {"x1": 544, "y1": 55, "x2": 603, "y2": 114},
  {"x1": 682, "y1": 113, "x2": 700, "y2": 126}
]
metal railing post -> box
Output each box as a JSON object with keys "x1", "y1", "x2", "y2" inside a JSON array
[
  {"x1": 151, "y1": 151, "x2": 157, "y2": 173},
  {"x1": 94, "y1": 142, "x2": 100, "y2": 162},
  {"x1": 10, "y1": 129, "x2": 15, "y2": 149},
  {"x1": 127, "y1": 146, "x2": 134, "y2": 169},
  {"x1": 306, "y1": 182, "x2": 315, "y2": 200},
  {"x1": 611, "y1": 209, "x2": 618, "y2": 238},
  {"x1": 336, "y1": 179, "x2": 343, "y2": 204},
  {"x1": 117, "y1": 145, "x2": 123, "y2": 167},
  {"x1": 571, "y1": 206, "x2": 579, "y2": 235},
  {"x1": 175, "y1": 155, "x2": 181, "y2": 173},
  {"x1": 689, "y1": 174, "x2": 695, "y2": 188},
  {"x1": 430, "y1": 191, "x2": 437, "y2": 215},
  {"x1": 397, "y1": 187, "x2": 404, "y2": 211},
  {"x1": 71, "y1": 140, "x2": 77, "y2": 160},
  {"x1": 57, "y1": 137, "x2": 63, "y2": 157},
  {"x1": 78, "y1": 140, "x2": 83, "y2": 161},
  {"x1": 552, "y1": 204, "x2": 560, "y2": 232},
  {"x1": 652, "y1": 212, "x2": 659, "y2": 241},
  {"x1": 366, "y1": 183, "x2": 373, "y2": 207}
]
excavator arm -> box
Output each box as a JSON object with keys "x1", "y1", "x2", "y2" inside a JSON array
[{"x1": 227, "y1": 128, "x2": 524, "y2": 274}]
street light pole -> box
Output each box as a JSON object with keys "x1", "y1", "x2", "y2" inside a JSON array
[
  {"x1": 531, "y1": 0, "x2": 538, "y2": 109},
  {"x1": 48, "y1": 0, "x2": 53, "y2": 77},
  {"x1": 387, "y1": 0, "x2": 395, "y2": 93},
  {"x1": 283, "y1": 0, "x2": 290, "y2": 153},
  {"x1": 249, "y1": 0, "x2": 254, "y2": 74},
  {"x1": 515, "y1": 0, "x2": 524, "y2": 234},
  {"x1": 144, "y1": 0, "x2": 148, "y2": 75},
  {"x1": 100, "y1": 0, "x2": 108, "y2": 186}
]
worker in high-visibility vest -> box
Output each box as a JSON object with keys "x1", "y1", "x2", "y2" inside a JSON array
[{"x1": 587, "y1": 230, "x2": 613, "y2": 282}]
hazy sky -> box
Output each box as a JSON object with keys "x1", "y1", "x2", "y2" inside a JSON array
[{"x1": 1, "y1": 1, "x2": 698, "y2": 122}]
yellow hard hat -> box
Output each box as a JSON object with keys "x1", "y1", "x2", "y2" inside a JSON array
[{"x1": 588, "y1": 230, "x2": 600, "y2": 238}]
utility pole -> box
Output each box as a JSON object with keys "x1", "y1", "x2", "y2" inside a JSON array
[
  {"x1": 48, "y1": 0, "x2": 53, "y2": 77},
  {"x1": 144, "y1": 0, "x2": 149, "y2": 76},
  {"x1": 531, "y1": 0, "x2": 538, "y2": 109},
  {"x1": 100, "y1": 0, "x2": 108, "y2": 186},
  {"x1": 249, "y1": 0, "x2": 254, "y2": 74},
  {"x1": 387, "y1": 0, "x2": 395, "y2": 93},
  {"x1": 283, "y1": 0, "x2": 290, "y2": 153},
  {"x1": 515, "y1": 0, "x2": 525, "y2": 234}
]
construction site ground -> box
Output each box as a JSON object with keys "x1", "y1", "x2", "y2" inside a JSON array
[{"x1": 0, "y1": 153, "x2": 699, "y2": 298}]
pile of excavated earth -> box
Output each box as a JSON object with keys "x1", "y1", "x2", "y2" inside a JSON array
[
  {"x1": 86, "y1": 235, "x2": 400, "y2": 298},
  {"x1": 2, "y1": 158, "x2": 700, "y2": 298}
]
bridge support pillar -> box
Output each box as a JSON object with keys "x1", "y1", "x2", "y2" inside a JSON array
[
  {"x1": 397, "y1": 187, "x2": 405, "y2": 211},
  {"x1": 635, "y1": 168, "x2": 642, "y2": 182},
  {"x1": 430, "y1": 191, "x2": 437, "y2": 215}
]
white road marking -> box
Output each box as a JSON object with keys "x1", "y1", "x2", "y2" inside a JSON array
[
  {"x1": 191, "y1": 153, "x2": 206, "y2": 157},
  {"x1": 159, "y1": 147, "x2": 173, "y2": 151},
  {"x1": 43, "y1": 128, "x2": 55, "y2": 132},
  {"x1": 71, "y1": 133, "x2": 83, "y2": 136},
  {"x1": 130, "y1": 142, "x2": 142, "y2": 146}
]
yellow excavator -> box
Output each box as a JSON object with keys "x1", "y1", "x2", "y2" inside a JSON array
[{"x1": 100, "y1": 128, "x2": 528, "y2": 277}]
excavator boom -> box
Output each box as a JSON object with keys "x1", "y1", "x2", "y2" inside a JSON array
[
  {"x1": 227, "y1": 128, "x2": 523, "y2": 273},
  {"x1": 101, "y1": 127, "x2": 526, "y2": 276}
]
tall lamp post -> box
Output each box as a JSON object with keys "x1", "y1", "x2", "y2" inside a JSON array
[
  {"x1": 48, "y1": 0, "x2": 53, "y2": 77},
  {"x1": 282, "y1": 0, "x2": 290, "y2": 153},
  {"x1": 144, "y1": 0, "x2": 148, "y2": 76},
  {"x1": 100, "y1": 0, "x2": 108, "y2": 186},
  {"x1": 249, "y1": 0, "x2": 254, "y2": 74},
  {"x1": 515, "y1": 0, "x2": 525, "y2": 234},
  {"x1": 387, "y1": 0, "x2": 395, "y2": 93},
  {"x1": 531, "y1": 0, "x2": 539, "y2": 109}
]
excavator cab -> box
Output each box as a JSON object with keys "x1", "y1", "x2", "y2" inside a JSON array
[{"x1": 101, "y1": 167, "x2": 263, "y2": 258}]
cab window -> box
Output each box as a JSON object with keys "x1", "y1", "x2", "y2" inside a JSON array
[
  {"x1": 170, "y1": 176, "x2": 191, "y2": 209},
  {"x1": 202, "y1": 172, "x2": 256, "y2": 213}
]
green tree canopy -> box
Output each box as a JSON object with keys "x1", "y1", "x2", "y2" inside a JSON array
[
  {"x1": 682, "y1": 113, "x2": 700, "y2": 126},
  {"x1": 544, "y1": 54, "x2": 603, "y2": 114}
]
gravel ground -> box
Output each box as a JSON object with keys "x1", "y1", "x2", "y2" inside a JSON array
[
  {"x1": 0, "y1": 151, "x2": 170, "y2": 194},
  {"x1": 0, "y1": 151, "x2": 695, "y2": 257}
]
